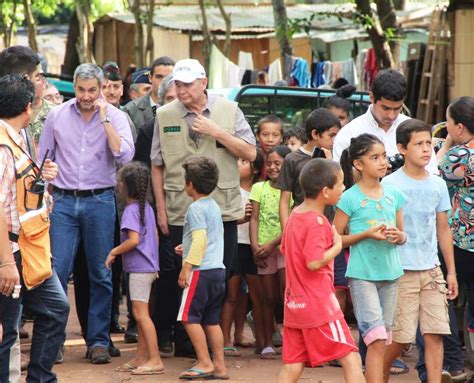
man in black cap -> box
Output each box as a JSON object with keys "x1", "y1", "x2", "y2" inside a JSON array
[{"x1": 123, "y1": 57, "x2": 174, "y2": 130}]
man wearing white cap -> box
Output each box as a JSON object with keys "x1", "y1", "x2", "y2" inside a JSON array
[{"x1": 150, "y1": 59, "x2": 256, "y2": 358}]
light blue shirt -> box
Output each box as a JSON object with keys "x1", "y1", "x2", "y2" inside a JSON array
[
  {"x1": 383, "y1": 169, "x2": 451, "y2": 270},
  {"x1": 337, "y1": 183, "x2": 405, "y2": 281},
  {"x1": 183, "y1": 197, "x2": 225, "y2": 271}
]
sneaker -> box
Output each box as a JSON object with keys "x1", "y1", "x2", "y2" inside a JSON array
[
  {"x1": 90, "y1": 346, "x2": 111, "y2": 364},
  {"x1": 159, "y1": 341, "x2": 174, "y2": 357},
  {"x1": 55, "y1": 344, "x2": 65, "y2": 365},
  {"x1": 441, "y1": 371, "x2": 453, "y2": 383},
  {"x1": 124, "y1": 327, "x2": 138, "y2": 344},
  {"x1": 109, "y1": 343, "x2": 121, "y2": 358}
]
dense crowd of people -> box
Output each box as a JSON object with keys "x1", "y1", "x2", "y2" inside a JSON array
[{"x1": 0, "y1": 45, "x2": 473, "y2": 383}]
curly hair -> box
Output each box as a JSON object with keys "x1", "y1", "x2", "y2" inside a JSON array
[{"x1": 117, "y1": 162, "x2": 150, "y2": 227}]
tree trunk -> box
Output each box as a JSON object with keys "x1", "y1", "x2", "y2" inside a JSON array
[
  {"x1": 144, "y1": 0, "x2": 155, "y2": 65},
  {"x1": 393, "y1": 0, "x2": 406, "y2": 10},
  {"x1": 271, "y1": 0, "x2": 293, "y2": 76},
  {"x1": 376, "y1": 0, "x2": 400, "y2": 67},
  {"x1": 198, "y1": 0, "x2": 214, "y2": 73},
  {"x1": 75, "y1": 0, "x2": 95, "y2": 63},
  {"x1": 129, "y1": 0, "x2": 144, "y2": 67},
  {"x1": 355, "y1": 0, "x2": 395, "y2": 69},
  {"x1": 216, "y1": 0, "x2": 231, "y2": 58},
  {"x1": 23, "y1": 0, "x2": 38, "y2": 52},
  {"x1": 63, "y1": 10, "x2": 80, "y2": 75},
  {"x1": 0, "y1": 0, "x2": 19, "y2": 48}
]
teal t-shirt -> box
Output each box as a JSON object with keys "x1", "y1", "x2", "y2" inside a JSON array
[
  {"x1": 382, "y1": 169, "x2": 451, "y2": 270},
  {"x1": 337, "y1": 183, "x2": 405, "y2": 281}
]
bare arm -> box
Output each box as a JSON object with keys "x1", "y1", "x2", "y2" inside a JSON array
[
  {"x1": 279, "y1": 191, "x2": 291, "y2": 231},
  {"x1": 0, "y1": 205, "x2": 20, "y2": 296},
  {"x1": 105, "y1": 230, "x2": 140, "y2": 269},
  {"x1": 333, "y1": 208, "x2": 387, "y2": 248},
  {"x1": 437, "y1": 211, "x2": 458, "y2": 300},
  {"x1": 307, "y1": 226, "x2": 342, "y2": 271},
  {"x1": 249, "y1": 200, "x2": 260, "y2": 255},
  {"x1": 151, "y1": 164, "x2": 169, "y2": 236},
  {"x1": 102, "y1": 121, "x2": 122, "y2": 154}
]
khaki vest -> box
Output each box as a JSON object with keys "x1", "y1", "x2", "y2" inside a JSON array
[
  {"x1": 0, "y1": 127, "x2": 52, "y2": 289},
  {"x1": 157, "y1": 98, "x2": 241, "y2": 225}
]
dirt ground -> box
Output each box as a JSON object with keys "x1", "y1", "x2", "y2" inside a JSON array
[{"x1": 18, "y1": 288, "x2": 430, "y2": 383}]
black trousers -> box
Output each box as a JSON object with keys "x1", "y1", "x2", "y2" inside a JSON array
[{"x1": 151, "y1": 220, "x2": 237, "y2": 351}]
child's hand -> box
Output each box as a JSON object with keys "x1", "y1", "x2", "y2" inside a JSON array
[
  {"x1": 366, "y1": 224, "x2": 387, "y2": 241},
  {"x1": 332, "y1": 225, "x2": 342, "y2": 253},
  {"x1": 385, "y1": 227, "x2": 405, "y2": 244},
  {"x1": 105, "y1": 251, "x2": 116, "y2": 270},
  {"x1": 175, "y1": 244, "x2": 183, "y2": 257},
  {"x1": 178, "y1": 268, "x2": 190, "y2": 288},
  {"x1": 244, "y1": 202, "x2": 253, "y2": 222},
  {"x1": 321, "y1": 147, "x2": 332, "y2": 160},
  {"x1": 257, "y1": 242, "x2": 275, "y2": 258},
  {"x1": 446, "y1": 273, "x2": 459, "y2": 300}
]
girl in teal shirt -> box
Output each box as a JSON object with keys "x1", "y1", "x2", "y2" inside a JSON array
[{"x1": 334, "y1": 134, "x2": 406, "y2": 383}]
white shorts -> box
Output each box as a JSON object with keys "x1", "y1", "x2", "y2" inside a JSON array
[{"x1": 129, "y1": 272, "x2": 158, "y2": 303}]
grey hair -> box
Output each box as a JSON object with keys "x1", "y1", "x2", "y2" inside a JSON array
[
  {"x1": 157, "y1": 74, "x2": 174, "y2": 105},
  {"x1": 73, "y1": 63, "x2": 104, "y2": 85},
  {"x1": 129, "y1": 83, "x2": 140, "y2": 92}
]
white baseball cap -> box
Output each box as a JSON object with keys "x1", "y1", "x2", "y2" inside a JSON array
[{"x1": 171, "y1": 59, "x2": 206, "y2": 83}]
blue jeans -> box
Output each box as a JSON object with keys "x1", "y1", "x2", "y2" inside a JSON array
[
  {"x1": 50, "y1": 190, "x2": 115, "y2": 348},
  {"x1": 0, "y1": 252, "x2": 69, "y2": 383},
  {"x1": 349, "y1": 278, "x2": 399, "y2": 346},
  {"x1": 416, "y1": 301, "x2": 464, "y2": 381}
]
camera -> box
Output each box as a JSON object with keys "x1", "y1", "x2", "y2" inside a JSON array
[{"x1": 387, "y1": 154, "x2": 404, "y2": 172}]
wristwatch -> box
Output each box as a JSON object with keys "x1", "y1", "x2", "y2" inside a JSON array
[{"x1": 101, "y1": 116, "x2": 111, "y2": 124}]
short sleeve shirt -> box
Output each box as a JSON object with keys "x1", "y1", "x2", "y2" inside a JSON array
[
  {"x1": 337, "y1": 183, "x2": 405, "y2": 281},
  {"x1": 237, "y1": 188, "x2": 250, "y2": 245},
  {"x1": 183, "y1": 197, "x2": 225, "y2": 271},
  {"x1": 281, "y1": 210, "x2": 343, "y2": 328},
  {"x1": 249, "y1": 181, "x2": 292, "y2": 244},
  {"x1": 383, "y1": 169, "x2": 451, "y2": 270},
  {"x1": 275, "y1": 148, "x2": 312, "y2": 205},
  {"x1": 120, "y1": 202, "x2": 159, "y2": 273},
  {"x1": 438, "y1": 141, "x2": 474, "y2": 252}
]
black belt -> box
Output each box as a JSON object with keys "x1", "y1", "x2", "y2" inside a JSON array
[
  {"x1": 53, "y1": 186, "x2": 114, "y2": 198},
  {"x1": 9, "y1": 232, "x2": 19, "y2": 243}
]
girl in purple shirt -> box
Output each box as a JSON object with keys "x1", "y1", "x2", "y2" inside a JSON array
[{"x1": 105, "y1": 162, "x2": 163, "y2": 375}]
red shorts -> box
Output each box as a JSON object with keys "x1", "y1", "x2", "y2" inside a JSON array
[{"x1": 282, "y1": 320, "x2": 358, "y2": 367}]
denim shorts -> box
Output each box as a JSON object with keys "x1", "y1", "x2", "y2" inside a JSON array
[{"x1": 349, "y1": 278, "x2": 399, "y2": 346}]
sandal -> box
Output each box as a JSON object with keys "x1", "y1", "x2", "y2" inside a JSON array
[
  {"x1": 179, "y1": 367, "x2": 214, "y2": 380},
  {"x1": 131, "y1": 366, "x2": 164, "y2": 375},
  {"x1": 115, "y1": 362, "x2": 136, "y2": 372},
  {"x1": 224, "y1": 347, "x2": 241, "y2": 357},
  {"x1": 390, "y1": 359, "x2": 409, "y2": 375},
  {"x1": 260, "y1": 346, "x2": 277, "y2": 359}
]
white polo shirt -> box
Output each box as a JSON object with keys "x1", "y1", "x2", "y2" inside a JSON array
[{"x1": 332, "y1": 105, "x2": 438, "y2": 174}]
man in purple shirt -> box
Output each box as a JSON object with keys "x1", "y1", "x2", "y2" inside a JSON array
[{"x1": 39, "y1": 63, "x2": 134, "y2": 364}]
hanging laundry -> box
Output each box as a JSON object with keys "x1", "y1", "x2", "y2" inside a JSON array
[
  {"x1": 268, "y1": 59, "x2": 283, "y2": 85},
  {"x1": 356, "y1": 49, "x2": 368, "y2": 91},
  {"x1": 238, "y1": 51, "x2": 254, "y2": 70},
  {"x1": 291, "y1": 58, "x2": 311, "y2": 88},
  {"x1": 364, "y1": 48, "x2": 379, "y2": 91},
  {"x1": 209, "y1": 45, "x2": 243, "y2": 88}
]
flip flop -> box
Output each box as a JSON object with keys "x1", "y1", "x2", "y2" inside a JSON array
[
  {"x1": 206, "y1": 373, "x2": 230, "y2": 380},
  {"x1": 131, "y1": 366, "x2": 164, "y2": 375},
  {"x1": 234, "y1": 341, "x2": 255, "y2": 348},
  {"x1": 390, "y1": 359, "x2": 409, "y2": 375},
  {"x1": 260, "y1": 346, "x2": 277, "y2": 360},
  {"x1": 179, "y1": 367, "x2": 214, "y2": 380},
  {"x1": 115, "y1": 362, "x2": 136, "y2": 372},
  {"x1": 224, "y1": 346, "x2": 241, "y2": 357}
]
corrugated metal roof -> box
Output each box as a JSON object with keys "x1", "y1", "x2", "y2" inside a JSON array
[{"x1": 100, "y1": 2, "x2": 442, "y2": 33}]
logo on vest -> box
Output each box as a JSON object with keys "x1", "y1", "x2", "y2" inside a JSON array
[{"x1": 164, "y1": 126, "x2": 181, "y2": 133}]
